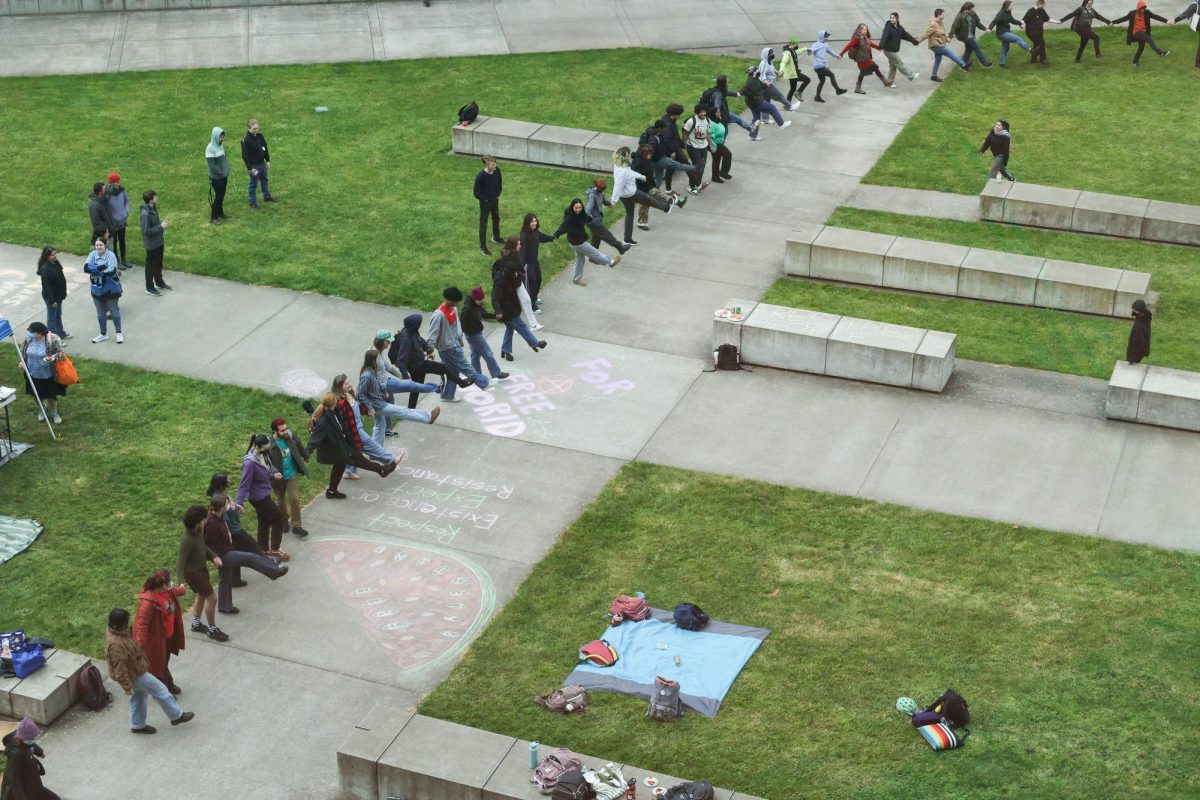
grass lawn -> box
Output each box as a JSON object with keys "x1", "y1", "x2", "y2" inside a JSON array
[
  {"x1": 0, "y1": 356, "x2": 327, "y2": 657},
  {"x1": 0, "y1": 49, "x2": 740, "y2": 308},
  {"x1": 420, "y1": 462, "x2": 1200, "y2": 800},
  {"x1": 864, "y1": 27, "x2": 1200, "y2": 201},
  {"x1": 762, "y1": 206, "x2": 1200, "y2": 379}
]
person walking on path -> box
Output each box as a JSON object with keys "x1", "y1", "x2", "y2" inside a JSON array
[
  {"x1": 237, "y1": 433, "x2": 290, "y2": 559},
  {"x1": 952, "y1": 2, "x2": 996, "y2": 67},
  {"x1": 207, "y1": 472, "x2": 265, "y2": 558},
  {"x1": 841, "y1": 24, "x2": 889, "y2": 92},
  {"x1": 1024, "y1": 0, "x2": 1061, "y2": 63},
  {"x1": 980, "y1": 119, "x2": 1015, "y2": 181},
  {"x1": 463, "y1": 286, "x2": 510, "y2": 381},
  {"x1": 269, "y1": 418, "x2": 310, "y2": 538},
  {"x1": 1126, "y1": 299, "x2": 1153, "y2": 363},
  {"x1": 335, "y1": 370, "x2": 398, "y2": 482},
  {"x1": 642, "y1": 118, "x2": 697, "y2": 190},
  {"x1": 204, "y1": 494, "x2": 288, "y2": 616},
  {"x1": 241, "y1": 119, "x2": 274, "y2": 208},
  {"x1": 881, "y1": 12, "x2": 922, "y2": 83},
  {"x1": 205, "y1": 127, "x2": 230, "y2": 224},
  {"x1": 428, "y1": 287, "x2": 490, "y2": 399},
  {"x1": 1173, "y1": 1, "x2": 1200, "y2": 66},
  {"x1": 709, "y1": 116, "x2": 732, "y2": 184},
  {"x1": 554, "y1": 199, "x2": 620, "y2": 286},
  {"x1": 1, "y1": 717, "x2": 60, "y2": 800},
  {"x1": 757, "y1": 46, "x2": 802, "y2": 111},
  {"x1": 133, "y1": 569, "x2": 186, "y2": 695},
  {"x1": 658, "y1": 104, "x2": 694, "y2": 193},
  {"x1": 919, "y1": 8, "x2": 970, "y2": 80},
  {"x1": 307, "y1": 392, "x2": 395, "y2": 500},
  {"x1": 87, "y1": 182, "x2": 112, "y2": 252},
  {"x1": 630, "y1": 144, "x2": 680, "y2": 230},
  {"x1": 357, "y1": 349, "x2": 438, "y2": 439},
  {"x1": 474, "y1": 155, "x2": 503, "y2": 255},
  {"x1": 37, "y1": 247, "x2": 69, "y2": 339},
  {"x1": 106, "y1": 607, "x2": 195, "y2": 734},
  {"x1": 519, "y1": 213, "x2": 553, "y2": 310},
  {"x1": 1062, "y1": 0, "x2": 1113, "y2": 61},
  {"x1": 779, "y1": 38, "x2": 812, "y2": 103},
  {"x1": 585, "y1": 178, "x2": 630, "y2": 254},
  {"x1": 704, "y1": 74, "x2": 755, "y2": 133},
  {"x1": 176, "y1": 505, "x2": 229, "y2": 640},
  {"x1": 613, "y1": 147, "x2": 682, "y2": 246},
  {"x1": 1113, "y1": 1, "x2": 1173, "y2": 64},
  {"x1": 105, "y1": 173, "x2": 132, "y2": 268},
  {"x1": 989, "y1": 1, "x2": 1035, "y2": 66},
  {"x1": 681, "y1": 106, "x2": 714, "y2": 195},
  {"x1": 139, "y1": 189, "x2": 171, "y2": 297},
  {"x1": 810, "y1": 31, "x2": 850, "y2": 102},
  {"x1": 492, "y1": 237, "x2": 548, "y2": 362},
  {"x1": 84, "y1": 238, "x2": 124, "y2": 344},
  {"x1": 19, "y1": 322, "x2": 65, "y2": 425},
  {"x1": 740, "y1": 65, "x2": 790, "y2": 130},
  {"x1": 372, "y1": 330, "x2": 441, "y2": 418},
  {"x1": 391, "y1": 314, "x2": 461, "y2": 408}
]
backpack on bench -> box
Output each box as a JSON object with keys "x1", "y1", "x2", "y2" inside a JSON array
[{"x1": 532, "y1": 748, "x2": 583, "y2": 795}]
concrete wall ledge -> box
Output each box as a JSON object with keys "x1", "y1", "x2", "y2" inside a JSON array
[
  {"x1": 452, "y1": 117, "x2": 636, "y2": 174},
  {"x1": 0, "y1": 649, "x2": 93, "y2": 725},
  {"x1": 1106, "y1": 362, "x2": 1200, "y2": 433},
  {"x1": 4, "y1": 0, "x2": 368, "y2": 14},
  {"x1": 336, "y1": 709, "x2": 764, "y2": 800},
  {"x1": 979, "y1": 180, "x2": 1200, "y2": 247}
]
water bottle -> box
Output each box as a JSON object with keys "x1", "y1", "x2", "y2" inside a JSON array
[
  {"x1": 528, "y1": 741, "x2": 539, "y2": 768},
  {"x1": 626, "y1": 777, "x2": 637, "y2": 799}
]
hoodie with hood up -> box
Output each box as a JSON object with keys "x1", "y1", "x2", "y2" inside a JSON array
[
  {"x1": 810, "y1": 31, "x2": 837, "y2": 68},
  {"x1": 757, "y1": 47, "x2": 780, "y2": 84},
  {"x1": 206, "y1": 127, "x2": 230, "y2": 181},
  {"x1": 585, "y1": 185, "x2": 612, "y2": 226},
  {"x1": 392, "y1": 313, "x2": 434, "y2": 373}
]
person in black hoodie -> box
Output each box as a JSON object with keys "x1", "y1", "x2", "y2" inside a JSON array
[
  {"x1": 989, "y1": 0, "x2": 1034, "y2": 66},
  {"x1": 492, "y1": 237, "x2": 547, "y2": 361},
  {"x1": 1126, "y1": 299, "x2": 1152, "y2": 363},
  {"x1": 462, "y1": 287, "x2": 509, "y2": 380},
  {"x1": 881, "y1": 12, "x2": 922, "y2": 83},
  {"x1": 1023, "y1": 0, "x2": 1061, "y2": 63},
  {"x1": 241, "y1": 118, "x2": 274, "y2": 208},
  {"x1": 390, "y1": 313, "x2": 465, "y2": 408},
  {"x1": 37, "y1": 246, "x2": 69, "y2": 339},
  {"x1": 658, "y1": 104, "x2": 693, "y2": 192},
  {"x1": 980, "y1": 119, "x2": 1015, "y2": 181},
  {"x1": 1112, "y1": 1, "x2": 1172, "y2": 65},
  {"x1": 1062, "y1": 0, "x2": 1113, "y2": 61}
]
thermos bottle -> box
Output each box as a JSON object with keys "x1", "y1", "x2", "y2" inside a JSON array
[{"x1": 528, "y1": 741, "x2": 539, "y2": 768}]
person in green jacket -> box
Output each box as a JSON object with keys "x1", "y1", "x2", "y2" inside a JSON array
[
  {"x1": 779, "y1": 38, "x2": 812, "y2": 103},
  {"x1": 205, "y1": 127, "x2": 230, "y2": 225},
  {"x1": 710, "y1": 117, "x2": 733, "y2": 183}
]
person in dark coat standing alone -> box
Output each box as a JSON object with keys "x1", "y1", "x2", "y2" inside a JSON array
[
  {"x1": 1024, "y1": 0, "x2": 1061, "y2": 64},
  {"x1": 979, "y1": 119, "x2": 1014, "y2": 182},
  {"x1": 1112, "y1": 1, "x2": 1173, "y2": 65},
  {"x1": 474, "y1": 155, "x2": 503, "y2": 256},
  {"x1": 1126, "y1": 299, "x2": 1152, "y2": 363},
  {"x1": 1, "y1": 717, "x2": 60, "y2": 800}
]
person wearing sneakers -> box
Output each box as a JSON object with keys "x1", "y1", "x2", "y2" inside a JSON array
[
  {"x1": 918, "y1": 8, "x2": 970, "y2": 80},
  {"x1": 37, "y1": 246, "x2": 69, "y2": 339},
  {"x1": 105, "y1": 172, "x2": 132, "y2": 268},
  {"x1": 357, "y1": 349, "x2": 439, "y2": 440},
  {"x1": 740, "y1": 65, "x2": 789, "y2": 131},
  {"x1": 0, "y1": 717, "x2": 60, "y2": 799},
  {"x1": 585, "y1": 178, "x2": 629, "y2": 254},
  {"x1": 106, "y1": 606, "x2": 195, "y2": 734},
  {"x1": 174, "y1": 506, "x2": 228, "y2": 642},
  {"x1": 1062, "y1": 0, "x2": 1112, "y2": 61},
  {"x1": 841, "y1": 23, "x2": 889, "y2": 93},
  {"x1": 307, "y1": 391, "x2": 395, "y2": 500},
  {"x1": 392, "y1": 314, "x2": 463, "y2": 408},
  {"x1": 757, "y1": 47, "x2": 801, "y2": 112},
  {"x1": 19, "y1": 322, "x2": 65, "y2": 426},
  {"x1": 87, "y1": 181, "x2": 112, "y2": 250},
  {"x1": 657, "y1": 104, "x2": 693, "y2": 193},
  {"x1": 372, "y1": 330, "x2": 441, "y2": 425},
  {"x1": 428, "y1": 287, "x2": 490, "y2": 399},
  {"x1": 84, "y1": 237, "x2": 124, "y2": 343},
  {"x1": 205, "y1": 127, "x2": 230, "y2": 224},
  {"x1": 779, "y1": 38, "x2": 812, "y2": 103},
  {"x1": 681, "y1": 105, "x2": 713, "y2": 196},
  {"x1": 463, "y1": 286, "x2": 510, "y2": 381},
  {"x1": 138, "y1": 190, "x2": 171, "y2": 296},
  {"x1": 133, "y1": 568, "x2": 187, "y2": 695},
  {"x1": 492, "y1": 237, "x2": 548, "y2": 362},
  {"x1": 979, "y1": 119, "x2": 1015, "y2": 182},
  {"x1": 474, "y1": 155, "x2": 503, "y2": 255},
  {"x1": 553, "y1": 199, "x2": 620, "y2": 286},
  {"x1": 1112, "y1": 1, "x2": 1172, "y2": 65},
  {"x1": 204, "y1": 494, "x2": 288, "y2": 616},
  {"x1": 206, "y1": 473, "x2": 266, "y2": 558},
  {"x1": 810, "y1": 31, "x2": 849, "y2": 102},
  {"x1": 269, "y1": 418, "x2": 310, "y2": 538},
  {"x1": 241, "y1": 118, "x2": 274, "y2": 208},
  {"x1": 519, "y1": 213, "x2": 554, "y2": 312},
  {"x1": 612, "y1": 147, "x2": 682, "y2": 247},
  {"x1": 237, "y1": 433, "x2": 290, "y2": 559},
  {"x1": 881, "y1": 12, "x2": 922, "y2": 83},
  {"x1": 335, "y1": 373, "x2": 405, "y2": 480},
  {"x1": 631, "y1": 144, "x2": 680, "y2": 231},
  {"x1": 989, "y1": 1, "x2": 1034, "y2": 66}
]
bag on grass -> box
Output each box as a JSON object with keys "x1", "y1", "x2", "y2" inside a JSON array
[
  {"x1": 673, "y1": 603, "x2": 710, "y2": 631},
  {"x1": 917, "y1": 722, "x2": 969, "y2": 751},
  {"x1": 458, "y1": 101, "x2": 480, "y2": 125},
  {"x1": 534, "y1": 685, "x2": 590, "y2": 713},
  {"x1": 715, "y1": 343, "x2": 740, "y2": 371},
  {"x1": 925, "y1": 689, "x2": 970, "y2": 728},
  {"x1": 54, "y1": 354, "x2": 79, "y2": 385},
  {"x1": 12, "y1": 643, "x2": 45, "y2": 677},
  {"x1": 911, "y1": 710, "x2": 944, "y2": 728},
  {"x1": 608, "y1": 594, "x2": 650, "y2": 625},
  {"x1": 578, "y1": 639, "x2": 618, "y2": 667},
  {"x1": 532, "y1": 748, "x2": 584, "y2": 795},
  {"x1": 551, "y1": 769, "x2": 594, "y2": 800},
  {"x1": 646, "y1": 675, "x2": 682, "y2": 722},
  {"x1": 664, "y1": 781, "x2": 716, "y2": 800},
  {"x1": 78, "y1": 662, "x2": 112, "y2": 711}
]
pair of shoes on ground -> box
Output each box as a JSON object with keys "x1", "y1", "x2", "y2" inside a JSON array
[
  {"x1": 145, "y1": 283, "x2": 172, "y2": 297},
  {"x1": 131, "y1": 711, "x2": 194, "y2": 734},
  {"x1": 189, "y1": 617, "x2": 229, "y2": 641},
  {"x1": 92, "y1": 333, "x2": 124, "y2": 343}
]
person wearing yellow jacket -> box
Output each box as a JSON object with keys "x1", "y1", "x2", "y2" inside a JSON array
[{"x1": 778, "y1": 38, "x2": 812, "y2": 103}]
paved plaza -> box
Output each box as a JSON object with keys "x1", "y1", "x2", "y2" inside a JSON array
[{"x1": 1, "y1": 2, "x2": 1198, "y2": 797}]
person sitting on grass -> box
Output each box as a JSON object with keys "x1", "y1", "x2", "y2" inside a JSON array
[{"x1": 106, "y1": 607, "x2": 195, "y2": 735}]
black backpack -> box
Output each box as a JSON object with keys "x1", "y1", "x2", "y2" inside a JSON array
[
  {"x1": 77, "y1": 662, "x2": 112, "y2": 711},
  {"x1": 715, "y1": 343, "x2": 740, "y2": 371},
  {"x1": 673, "y1": 603, "x2": 710, "y2": 631},
  {"x1": 698, "y1": 86, "x2": 720, "y2": 117},
  {"x1": 638, "y1": 126, "x2": 665, "y2": 155},
  {"x1": 665, "y1": 782, "x2": 715, "y2": 800},
  {"x1": 551, "y1": 769, "x2": 594, "y2": 800},
  {"x1": 458, "y1": 101, "x2": 480, "y2": 125},
  {"x1": 925, "y1": 689, "x2": 970, "y2": 728}
]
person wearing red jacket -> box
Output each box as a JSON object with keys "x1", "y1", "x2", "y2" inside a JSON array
[
  {"x1": 133, "y1": 569, "x2": 187, "y2": 695},
  {"x1": 841, "y1": 24, "x2": 889, "y2": 93}
]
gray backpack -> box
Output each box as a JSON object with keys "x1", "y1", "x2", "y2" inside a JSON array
[
  {"x1": 532, "y1": 749, "x2": 583, "y2": 795},
  {"x1": 645, "y1": 675, "x2": 682, "y2": 722},
  {"x1": 534, "y1": 685, "x2": 590, "y2": 713}
]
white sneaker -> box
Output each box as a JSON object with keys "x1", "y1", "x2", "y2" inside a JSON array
[
  {"x1": 116, "y1": 333, "x2": 125, "y2": 343},
  {"x1": 52, "y1": 413, "x2": 62, "y2": 424},
  {"x1": 751, "y1": 120, "x2": 762, "y2": 132},
  {"x1": 780, "y1": 120, "x2": 792, "y2": 130},
  {"x1": 531, "y1": 323, "x2": 545, "y2": 331},
  {"x1": 993, "y1": 175, "x2": 1003, "y2": 183},
  {"x1": 37, "y1": 412, "x2": 45, "y2": 421},
  {"x1": 761, "y1": 117, "x2": 774, "y2": 125},
  {"x1": 91, "y1": 334, "x2": 108, "y2": 343},
  {"x1": 443, "y1": 397, "x2": 462, "y2": 403},
  {"x1": 912, "y1": 73, "x2": 920, "y2": 81},
  {"x1": 789, "y1": 101, "x2": 801, "y2": 111}
]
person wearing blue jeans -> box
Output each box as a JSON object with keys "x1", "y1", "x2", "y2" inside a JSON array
[
  {"x1": 463, "y1": 287, "x2": 510, "y2": 379},
  {"x1": 105, "y1": 607, "x2": 194, "y2": 734},
  {"x1": 341, "y1": 379, "x2": 404, "y2": 477},
  {"x1": 920, "y1": 8, "x2": 970, "y2": 80},
  {"x1": 37, "y1": 246, "x2": 69, "y2": 338},
  {"x1": 427, "y1": 287, "x2": 489, "y2": 402},
  {"x1": 989, "y1": 1, "x2": 1033, "y2": 65},
  {"x1": 241, "y1": 119, "x2": 274, "y2": 207},
  {"x1": 951, "y1": 2, "x2": 995, "y2": 66}
]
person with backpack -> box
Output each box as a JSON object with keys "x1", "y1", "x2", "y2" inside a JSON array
[
  {"x1": 491, "y1": 237, "x2": 547, "y2": 361},
  {"x1": 979, "y1": 118, "x2": 1015, "y2": 181},
  {"x1": 519, "y1": 212, "x2": 553, "y2": 312},
  {"x1": 681, "y1": 105, "x2": 713, "y2": 195},
  {"x1": 989, "y1": 1, "x2": 1035, "y2": 66},
  {"x1": 553, "y1": 198, "x2": 620, "y2": 286},
  {"x1": 585, "y1": 178, "x2": 629, "y2": 254},
  {"x1": 881, "y1": 12, "x2": 922, "y2": 83},
  {"x1": 106, "y1": 606, "x2": 195, "y2": 734},
  {"x1": 841, "y1": 23, "x2": 889, "y2": 92},
  {"x1": 462, "y1": 286, "x2": 509, "y2": 381},
  {"x1": 104, "y1": 172, "x2": 132, "y2": 267},
  {"x1": 205, "y1": 126, "x2": 230, "y2": 225},
  {"x1": 918, "y1": 8, "x2": 970, "y2": 80},
  {"x1": 642, "y1": 118, "x2": 697, "y2": 192},
  {"x1": 657, "y1": 105, "x2": 694, "y2": 192},
  {"x1": 1024, "y1": 0, "x2": 1061, "y2": 64},
  {"x1": 241, "y1": 118, "x2": 274, "y2": 208},
  {"x1": 756, "y1": 46, "x2": 801, "y2": 111},
  {"x1": 1, "y1": 718, "x2": 61, "y2": 799},
  {"x1": 1173, "y1": 1, "x2": 1200, "y2": 67},
  {"x1": 778, "y1": 38, "x2": 812, "y2": 103},
  {"x1": 474, "y1": 155, "x2": 503, "y2": 255},
  {"x1": 737, "y1": 66, "x2": 775, "y2": 138},
  {"x1": 810, "y1": 31, "x2": 849, "y2": 102},
  {"x1": 1061, "y1": 0, "x2": 1113, "y2": 61},
  {"x1": 701, "y1": 75, "x2": 754, "y2": 133},
  {"x1": 1112, "y1": 1, "x2": 1173, "y2": 65},
  {"x1": 612, "y1": 147, "x2": 683, "y2": 246},
  {"x1": 133, "y1": 568, "x2": 187, "y2": 695}
]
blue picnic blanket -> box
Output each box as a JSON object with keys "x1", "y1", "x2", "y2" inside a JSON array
[{"x1": 565, "y1": 607, "x2": 769, "y2": 718}]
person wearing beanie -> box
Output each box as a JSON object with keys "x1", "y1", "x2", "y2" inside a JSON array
[
  {"x1": 1061, "y1": 0, "x2": 1113, "y2": 62},
  {"x1": 269, "y1": 417, "x2": 310, "y2": 538},
  {"x1": 1126, "y1": 299, "x2": 1153, "y2": 363},
  {"x1": 138, "y1": 189, "x2": 171, "y2": 297},
  {"x1": 1, "y1": 717, "x2": 60, "y2": 800},
  {"x1": 979, "y1": 119, "x2": 1015, "y2": 182},
  {"x1": 553, "y1": 198, "x2": 619, "y2": 286},
  {"x1": 585, "y1": 177, "x2": 630, "y2": 255},
  {"x1": 462, "y1": 286, "x2": 510, "y2": 381},
  {"x1": 106, "y1": 606, "x2": 195, "y2": 735},
  {"x1": 474, "y1": 155, "x2": 503, "y2": 256},
  {"x1": 205, "y1": 127, "x2": 230, "y2": 224},
  {"x1": 881, "y1": 12, "x2": 922, "y2": 83},
  {"x1": 241, "y1": 118, "x2": 274, "y2": 208},
  {"x1": 491, "y1": 237, "x2": 548, "y2": 362},
  {"x1": 1112, "y1": 1, "x2": 1172, "y2": 65},
  {"x1": 779, "y1": 38, "x2": 812, "y2": 103},
  {"x1": 105, "y1": 172, "x2": 132, "y2": 268},
  {"x1": 87, "y1": 180, "x2": 113, "y2": 250},
  {"x1": 427, "y1": 286, "x2": 489, "y2": 402}
]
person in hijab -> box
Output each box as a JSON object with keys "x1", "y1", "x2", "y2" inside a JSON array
[
  {"x1": 1112, "y1": 1, "x2": 1173, "y2": 65},
  {"x1": 810, "y1": 30, "x2": 849, "y2": 101},
  {"x1": 918, "y1": 7, "x2": 970, "y2": 80},
  {"x1": 1126, "y1": 300, "x2": 1152, "y2": 363},
  {"x1": 840, "y1": 23, "x2": 888, "y2": 93},
  {"x1": 1173, "y1": 1, "x2": 1200, "y2": 67},
  {"x1": 205, "y1": 127, "x2": 230, "y2": 224},
  {"x1": 1061, "y1": 0, "x2": 1113, "y2": 61},
  {"x1": 979, "y1": 119, "x2": 1014, "y2": 181}
]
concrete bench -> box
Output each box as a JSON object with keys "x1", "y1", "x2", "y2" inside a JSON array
[
  {"x1": 337, "y1": 709, "x2": 763, "y2": 800},
  {"x1": 714, "y1": 300, "x2": 956, "y2": 392},
  {"x1": 0, "y1": 649, "x2": 92, "y2": 725},
  {"x1": 980, "y1": 181, "x2": 1200, "y2": 247},
  {"x1": 784, "y1": 224, "x2": 1149, "y2": 318},
  {"x1": 452, "y1": 117, "x2": 637, "y2": 174},
  {"x1": 1106, "y1": 362, "x2": 1200, "y2": 433}
]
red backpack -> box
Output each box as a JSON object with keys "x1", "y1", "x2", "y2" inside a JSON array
[
  {"x1": 608, "y1": 594, "x2": 650, "y2": 626},
  {"x1": 77, "y1": 662, "x2": 112, "y2": 711},
  {"x1": 578, "y1": 639, "x2": 619, "y2": 667}
]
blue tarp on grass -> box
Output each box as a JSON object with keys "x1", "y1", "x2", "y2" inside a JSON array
[{"x1": 565, "y1": 607, "x2": 769, "y2": 719}]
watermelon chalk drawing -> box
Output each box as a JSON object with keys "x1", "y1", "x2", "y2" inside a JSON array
[{"x1": 311, "y1": 538, "x2": 495, "y2": 674}]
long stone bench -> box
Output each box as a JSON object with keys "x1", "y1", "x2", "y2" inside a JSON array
[
  {"x1": 0, "y1": 649, "x2": 92, "y2": 725},
  {"x1": 1106, "y1": 362, "x2": 1200, "y2": 433},
  {"x1": 453, "y1": 116, "x2": 637, "y2": 173},
  {"x1": 785, "y1": 224, "x2": 1150, "y2": 318},
  {"x1": 980, "y1": 181, "x2": 1200, "y2": 247},
  {"x1": 337, "y1": 709, "x2": 764, "y2": 800},
  {"x1": 715, "y1": 299, "x2": 955, "y2": 393}
]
